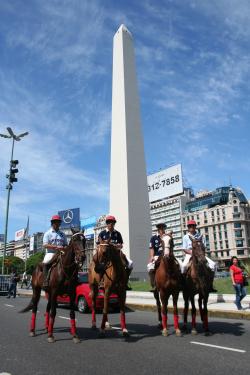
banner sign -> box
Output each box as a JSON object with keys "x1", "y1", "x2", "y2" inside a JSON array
[
  {"x1": 147, "y1": 164, "x2": 183, "y2": 203},
  {"x1": 29, "y1": 236, "x2": 35, "y2": 251},
  {"x1": 15, "y1": 228, "x2": 25, "y2": 242},
  {"x1": 58, "y1": 208, "x2": 80, "y2": 229}
]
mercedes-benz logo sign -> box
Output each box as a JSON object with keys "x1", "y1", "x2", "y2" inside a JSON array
[{"x1": 63, "y1": 210, "x2": 74, "y2": 224}]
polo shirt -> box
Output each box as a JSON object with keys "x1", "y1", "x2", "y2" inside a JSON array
[
  {"x1": 149, "y1": 235, "x2": 163, "y2": 256},
  {"x1": 43, "y1": 228, "x2": 68, "y2": 253},
  {"x1": 98, "y1": 229, "x2": 123, "y2": 245}
]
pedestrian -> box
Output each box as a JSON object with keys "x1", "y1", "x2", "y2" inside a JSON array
[
  {"x1": 230, "y1": 256, "x2": 247, "y2": 310},
  {"x1": 21, "y1": 271, "x2": 28, "y2": 288},
  {"x1": 7, "y1": 268, "x2": 19, "y2": 298}
]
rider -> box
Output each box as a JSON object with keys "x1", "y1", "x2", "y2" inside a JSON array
[
  {"x1": 147, "y1": 223, "x2": 165, "y2": 292},
  {"x1": 42, "y1": 215, "x2": 68, "y2": 288},
  {"x1": 182, "y1": 219, "x2": 217, "y2": 292},
  {"x1": 97, "y1": 215, "x2": 133, "y2": 290}
]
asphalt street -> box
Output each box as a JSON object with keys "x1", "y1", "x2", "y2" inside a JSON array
[{"x1": 0, "y1": 296, "x2": 249, "y2": 375}]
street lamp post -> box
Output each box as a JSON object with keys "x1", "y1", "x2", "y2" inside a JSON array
[{"x1": 0, "y1": 127, "x2": 29, "y2": 274}]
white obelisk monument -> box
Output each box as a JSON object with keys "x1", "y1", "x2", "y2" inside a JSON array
[{"x1": 110, "y1": 24, "x2": 151, "y2": 277}]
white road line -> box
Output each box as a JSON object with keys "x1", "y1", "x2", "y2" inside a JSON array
[
  {"x1": 190, "y1": 341, "x2": 246, "y2": 353},
  {"x1": 58, "y1": 316, "x2": 70, "y2": 320},
  {"x1": 4, "y1": 304, "x2": 14, "y2": 308}
]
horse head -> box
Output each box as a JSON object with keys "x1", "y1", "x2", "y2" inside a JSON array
[
  {"x1": 189, "y1": 234, "x2": 206, "y2": 262},
  {"x1": 94, "y1": 240, "x2": 116, "y2": 274},
  {"x1": 69, "y1": 228, "x2": 86, "y2": 265}
]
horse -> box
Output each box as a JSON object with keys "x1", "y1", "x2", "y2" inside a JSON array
[
  {"x1": 20, "y1": 229, "x2": 86, "y2": 343},
  {"x1": 154, "y1": 242, "x2": 182, "y2": 337},
  {"x1": 182, "y1": 235, "x2": 212, "y2": 335},
  {"x1": 88, "y1": 240, "x2": 129, "y2": 337}
]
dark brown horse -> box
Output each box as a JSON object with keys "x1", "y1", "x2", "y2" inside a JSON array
[
  {"x1": 88, "y1": 240, "x2": 129, "y2": 337},
  {"x1": 183, "y1": 235, "x2": 212, "y2": 335},
  {"x1": 154, "y1": 244, "x2": 182, "y2": 337},
  {"x1": 20, "y1": 230, "x2": 86, "y2": 343}
]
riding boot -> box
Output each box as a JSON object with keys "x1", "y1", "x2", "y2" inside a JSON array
[
  {"x1": 125, "y1": 267, "x2": 132, "y2": 290},
  {"x1": 149, "y1": 270, "x2": 156, "y2": 292},
  {"x1": 42, "y1": 263, "x2": 50, "y2": 289}
]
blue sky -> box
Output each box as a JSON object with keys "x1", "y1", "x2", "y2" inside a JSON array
[{"x1": 0, "y1": 0, "x2": 249, "y2": 239}]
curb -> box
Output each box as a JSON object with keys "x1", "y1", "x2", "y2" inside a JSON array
[{"x1": 126, "y1": 303, "x2": 250, "y2": 320}]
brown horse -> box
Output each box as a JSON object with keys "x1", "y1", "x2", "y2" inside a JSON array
[
  {"x1": 88, "y1": 240, "x2": 129, "y2": 337},
  {"x1": 154, "y1": 244, "x2": 182, "y2": 337},
  {"x1": 20, "y1": 230, "x2": 86, "y2": 343},
  {"x1": 182, "y1": 235, "x2": 212, "y2": 335}
]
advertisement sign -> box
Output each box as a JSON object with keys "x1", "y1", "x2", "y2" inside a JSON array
[
  {"x1": 15, "y1": 228, "x2": 25, "y2": 242},
  {"x1": 58, "y1": 208, "x2": 80, "y2": 229},
  {"x1": 147, "y1": 164, "x2": 183, "y2": 203},
  {"x1": 29, "y1": 236, "x2": 35, "y2": 252},
  {"x1": 81, "y1": 216, "x2": 96, "y2": 239}
]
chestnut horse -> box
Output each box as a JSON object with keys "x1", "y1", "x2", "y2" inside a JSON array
[
  {"x1": 182, "y1": 235, "x2": 212, "y2": 335},
  {"x1": 154, "y1": 243, "x2": 182, "y2": 337},
  {"x1": 20, "y1": 230, "x2": 86, "y2": 343},
  {"x1": 88, "y1": 240, "x2": 129, "y2": 337}
]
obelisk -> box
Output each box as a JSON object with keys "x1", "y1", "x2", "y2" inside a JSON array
[{"x1": 110, "y1": 24, "x2": 151, "y2": 278}]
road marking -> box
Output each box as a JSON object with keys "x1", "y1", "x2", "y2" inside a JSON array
[
  {"x1": 4, "y1": 304, "x2": 14, "y2": 308},
  {"x1": 59, "y1": 316, "x2": 70, "y2": 320},
  {"x1": 190, "y1": 341, "x2": 246, "y2": 353}
]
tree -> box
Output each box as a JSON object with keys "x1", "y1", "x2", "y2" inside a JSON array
[
  {"x1": 0, "y1": 256, "x2": 24, "y2": 274},
  {"x1": 26, "y1": 251, "x2": 44, "y2": 275}
]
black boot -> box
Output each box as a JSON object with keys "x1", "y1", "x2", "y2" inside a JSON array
[
  {"x1": 149, "y1": 270, "x2": 156, "y2": 292},
  {"x1": 42, "y1": 264, "x2": 50, "y2": 289}
]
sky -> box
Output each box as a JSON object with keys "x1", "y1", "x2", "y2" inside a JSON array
[{"x1": 0, "y1": 0, "x2": 250, "y2": 239}]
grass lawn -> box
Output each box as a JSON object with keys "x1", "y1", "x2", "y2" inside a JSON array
[{"x1": 130, "y1": 277, "x2": 238, "y2": 294}]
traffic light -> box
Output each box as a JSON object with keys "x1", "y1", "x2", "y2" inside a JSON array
[{"x1": 9, "y1": 160, "x2": 19, "y2": 183}]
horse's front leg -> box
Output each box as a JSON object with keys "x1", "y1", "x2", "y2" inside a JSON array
[
  {"x1": 69, "y1": 289, "x2": 80, "y2": 343},
  {"x1": 198, "y1": 294, "x2": 204, "y2": 322},
  {"x1": 29, "y1": 287, "x2": 41, "y2": 337},
  {"x1": 154, "y1": 290, "x2": 162, "y2": 329},
  {"x1": 100, "y1": 288, "x2": 110, "y2": 336},
  {"x1": 90, "y1": 283, "x2": 98, "y2": 329},
  {"x1": 182, "y1": 291, "x2": 189, "y2": 333},
  {"x1": 173, "y1": 292, "x2": 181, "y2": 336},
  {"x1": 190, "y1": 296, "x2": 197, "y2": 335},
  {"x1": 160, "y1": 289, "x2": 169, "y2": 336},
  {"x1": 203, "y1": 294, "x2": 210, "y2": 335},
  {"x1": 45, "y1": 299, "x2": 51, "y2": 332},
  {"x1": 119, "y1": 289, "x2": 129, "y2": 337},
  {"x1": 47, "y1": 293, "x2": 57, "y2": 343}
]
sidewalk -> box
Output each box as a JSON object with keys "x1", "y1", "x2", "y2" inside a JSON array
[{"x1": 16, "y1": 288, "x2": 250, "y2": 320}]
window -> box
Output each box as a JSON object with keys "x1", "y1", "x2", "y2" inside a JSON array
[
  {"x1": 220, "y1": 252, "x2": 223, "y2": 257},
  {"x1": 233, "y1": 206, "x2": 239, "y2": 213},
  {"x1": 213, "y1": 233, "x2": 217, "y2": 240},
  {"x1": 211, "y1": 211, "x2": 214, "y2": 216},
  {"x1": 225, "y1": 231, "x2": 228, "y2": 239},
  {"x1": 214, "y1": 242, "x2": 217, "y2": 250},
  {"x1": 235, "y1": 230, "x2": 243, "y2": 238},
  {"x1": 225, "y1": 240, "x2": 229, "y2": 249},
  {"x1": 220, "y1": 241, "x2": 223, "y2": 249},
  {"x1": 217, "y1": 209, "x2": 220, "y2": 216},
  {"x1": 224, "y1": 224, "x2": 227, "y2": 230},
  {"x1": 219, "y1": 232, "x2": 222, "y2": 240},
  {"x1": 205, "y1": 227, "x2": 208, "y2": 233},
  {"x1": 236, "y1": 240, "x2": 244, "y2": 247},
  {"x1": 226, "y1": 251, "x2": 230, "y2": 256},
  {"x1": 234, "y1": 222, "x2": 241, "y2": 228},
  {"x1": 237, "y1": 249, "x2": 244, "y2": 256}
]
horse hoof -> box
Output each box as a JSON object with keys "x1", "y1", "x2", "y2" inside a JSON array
[
  {"x1": 73, "y1": 336, "x2": 81, "y2": 344},
  {"x1": 47, "y1": 336, "x2": 55, "y2": 343},
  {"x1": 98, "y1": 330, "x2": 105, "y2": 338},
  {"x1": 122, "y1": 329, "x2": 130, "y2": 337},
  {"x1": 191, "y1": 329, "x2": 197, "y2": 335},
  {"x1": 29, "y1": 331, "x2": 35, "y2": 337},
  {"x1": 175, "y1": 329, "x2": 182, "y2": 337},
  {"x1": 158, "y1": 323, "x2": 163, "y2": 330},
  {"x1": 105, "y1": 322, "x2": 112, "y2": 330},
  {"x1": 162, "y1": 329, "x2": 169, "y2": 337},
  {"x1": 204, "y1": 330, "x2": 212, "y2": 336}
]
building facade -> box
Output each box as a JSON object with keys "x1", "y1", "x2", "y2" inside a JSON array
[{"x1": 182, "y1": 187, "x2": 250, "y2": 268}]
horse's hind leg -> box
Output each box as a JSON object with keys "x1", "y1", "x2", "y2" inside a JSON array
[
  {"x1": 119, "y1": 290, "x2": 129, "y2": 337},
  {"x1": 154, "y1": 290, "x2": 162, "y2": 329},
  {"x1": 45, "y1": 299, "x2": 51, "y2": 332},
  {"x1": 190, "y1": 296, "x2": 197, "y2": 335},
  {"x1": 90, "y1": 283, "x2": 98, "y2": 329},
  {"x1": 30, "y1": 287, "x2": 41, "y2": 337},
  {"x1": 203, "y1": 295, "x2": 210, "y2": 335},
  {"x1": 47, "y1": 293, "x2": 57, "y2": 343},
  {"x1": 182, "y1": 293, "x2": 189, "y2": 333},
  {"x1": 198, "y1": 295, "x2": 204, "y2": 322},
  {"x1": 69, "y1": 291, "x2": 80, "y2": 343},
  {"x1": 173, "y1": 292, "x2": 181, "y2": 337}
]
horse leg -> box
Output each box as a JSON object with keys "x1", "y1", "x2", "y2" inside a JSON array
[
  {"x1": 182, "y1": 292, "x2": 189, "y2": 333},
  {"x1": 29, "y1": 287, "x2": 41, "y2": 337},
  {"x1": 190, "y1": 296, "x2": 197, "y2": 335},
  {"x1": 198, "y1": 294, "x2": 204, "y2": 322},
  {"x1": 45, "y1": 299, "x2": 51, "y2": 332},
  {"x1": 154, "y1": 290, "x2": 162, "y2": 329},
  {"x1": 90, "y1": 284, "x2": 98, "y2": 329},
  {"x1": 160, "y1": 290, "x2": 168, "y2": 336},
  {"x1": 99, "y1": 288, "x2": 110, "y2": 337},
  {"x1": 173, "y1": 292, "x2": 181, "y2": 337},
  {"x1": 47, "y1": 294, "x2": 57, "y2": 343},
  {"x1": 69, "y1": 290, "x2": 80, "y2": 343},
  {"x1": 119, "y1": 289, "x2": 129, "y2": 337},
  {"x1": 203, "y1": 295, "x2": 210, "y2": 335}
]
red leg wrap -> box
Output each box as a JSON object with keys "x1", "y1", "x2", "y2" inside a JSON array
[
  {"x1": 101, "y1": 313, "x2": 107, "y2": 330},
  {"x1": 192, "y1": 314, "x2": 196, "y2": 328},
  {"x1": 162, "y1": 314, "x2": 167, "y2": 329},
  {"x1": 174, "y1": 314, "x2": 179, "y2": 329},
  {"x1": 120, "y1": 312, "x2": 126, "y2": 330},
  {"x1": 203, "y1": 314, "x2": 208, "y2": 330},
  {"x1": 45, "y1": 312, "x2": 49, "y2": 330},
  {"x1": 48, "y1": 317, "x2": 55, "y2": 336},
  {"x1": 70, "y1": 319, "x2": 76, "y2": 336},
  {"x1": 30, "y1": 312, "x2": 36, "y2": 332}
]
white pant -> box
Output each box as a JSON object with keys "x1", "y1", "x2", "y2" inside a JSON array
[
  {"x1": 147, "y1": 256, "x2": 182, "y2": 272},
  {"x1": 181, "y1": 254, "x2": 216, "y2": 274},
  {"x1": 43, "y1": 253, "x2": 55, "y2": 264},
  {"x1": 126, "y1": 256, "x2": 133, "y2": 270}
]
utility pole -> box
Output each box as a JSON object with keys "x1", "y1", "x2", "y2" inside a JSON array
[{"x1": 0, "y1": 127, "x2": 29, "y2": 274}]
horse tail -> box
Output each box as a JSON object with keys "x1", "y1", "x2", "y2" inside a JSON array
[{"x1": 19, "y1": 297, "x2": 34, "y2": 313}]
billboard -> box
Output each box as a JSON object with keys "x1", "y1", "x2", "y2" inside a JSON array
[
  {"x1": 147, "y1": 164, "x2": 183, "y2": 203},
  {"x1": 15, "y1": 228, "x2": 25, "y2": 242},
  {"x1": 29, "y1": 236, "x2": 35, "y2": 252},
  {"x1": 58, "y1": 208, "x2": 80, "y2": 229},
  {"x1": 81, "y1": 216, "x2": 96, "y2": 239}
]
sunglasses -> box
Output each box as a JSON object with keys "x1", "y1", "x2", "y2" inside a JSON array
[{"x1": 106, "y1": 220, "x2": 115, "y2": 224}]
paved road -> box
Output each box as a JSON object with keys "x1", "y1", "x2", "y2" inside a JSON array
[{"x1": 0, "y1": 296, "x2": 249, "y2": 375}]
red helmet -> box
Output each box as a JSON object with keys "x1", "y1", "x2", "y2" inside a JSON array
[
  {"x1": 51, "y1": 215, "x2": 62, "y2": 222},
  {"x1": 105, "y1": 215, "x2": 116, "y2": 223},
  {"x1": 187, "y1": 219, "x2": 197, "y2": 226}
]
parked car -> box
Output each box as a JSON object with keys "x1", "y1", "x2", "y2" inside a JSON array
[{"x1": 54, "y1": 272, "x2": 119, "y2": 313}]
